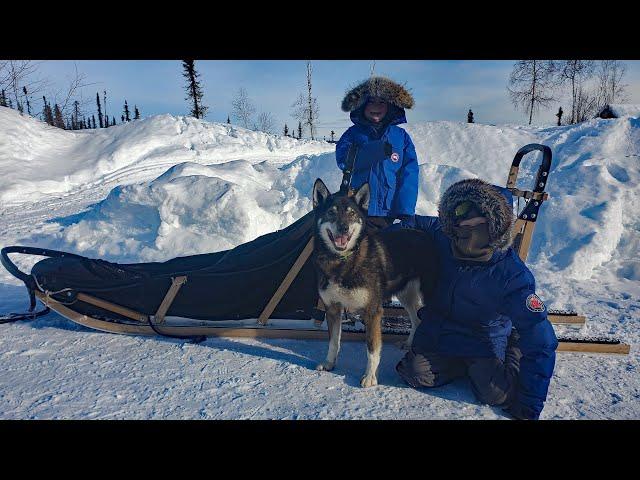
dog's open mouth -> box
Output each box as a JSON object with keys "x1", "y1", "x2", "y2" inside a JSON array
[{"x1": 327, "y1": 229, "x2": 352, "y2": 251}]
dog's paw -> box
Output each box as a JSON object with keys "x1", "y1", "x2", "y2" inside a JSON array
[
  {"x1": 316, "y1": 361, "x2": 335, "y2": 371},
  {"x1": 360, "y1": 374, "x2": 378, "y2": 388}
]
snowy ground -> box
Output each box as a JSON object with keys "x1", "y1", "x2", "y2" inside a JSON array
[{"x1": 0, "y1": 107, "x2": 638, "y2": 419}]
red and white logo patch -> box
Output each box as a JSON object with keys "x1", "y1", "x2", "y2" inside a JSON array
[
  {"x1": 526, "y1": 294, "x2": 546, "y2": 313},
  {"x1": 391, "y1": 152, "x2": 400, "y2": 163}
]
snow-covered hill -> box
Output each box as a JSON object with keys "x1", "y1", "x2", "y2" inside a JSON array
[
  {"x1": 0, "y1": 110, "x2": 332, "y2": 204},
  {"x1": 0, "y1": 106, "x2": 638, "y2": 419}
]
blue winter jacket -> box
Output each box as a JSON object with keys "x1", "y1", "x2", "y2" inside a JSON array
[
  {"x1": 336, "y1": 106, "x2": 419, "y2": 218},
  {"x1": 398, "y1": 215, "x2": 558, "y2": 420}
]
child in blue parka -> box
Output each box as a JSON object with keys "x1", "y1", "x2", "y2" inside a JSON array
[
  {"x1": 394, "y1": 178, "x2": 558, "y2": 420},
  {"x1": 336, "y1": 76, "x2": 419, "y2": 229}
]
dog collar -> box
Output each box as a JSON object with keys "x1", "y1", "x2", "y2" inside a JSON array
[{"x1": 338, "y1": 250, "x2": 354, "y2": 261}]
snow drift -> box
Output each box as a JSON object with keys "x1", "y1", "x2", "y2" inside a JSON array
[{"x1": 0, "y1": 109, "x2": 332, "y2": 204}]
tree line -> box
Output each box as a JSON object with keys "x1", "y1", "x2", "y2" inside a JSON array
[
  {"x1": 507, "y1": 60, "x2": 628, "y2": 125},
  {"x1": 0, "y1": 61, "x2": 142, "y2": 130},
  {"x1": 182, "y1": 59, "x2": 321, "y2": 140}
]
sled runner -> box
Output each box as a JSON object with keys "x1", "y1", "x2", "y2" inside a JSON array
[{"x1": 0, "y1": 145, "x2": 628, "y2": 354}]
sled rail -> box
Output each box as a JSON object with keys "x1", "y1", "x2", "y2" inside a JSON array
[{"x1": 35, "y1": 291, "x2": 629, "y2": 355}]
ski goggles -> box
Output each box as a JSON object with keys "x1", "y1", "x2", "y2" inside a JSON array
[{"x1": 454, "y1": 201, "x2": 474, "y2": 218}]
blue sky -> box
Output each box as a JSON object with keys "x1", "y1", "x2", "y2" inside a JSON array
[{"x1": 32, "y1": 60, "x2": 640, "y2": 139}]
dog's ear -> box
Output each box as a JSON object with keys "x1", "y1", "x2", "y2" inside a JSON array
[
  {"x1": 313, "y1": 178, "x2": 330, "y2": 208},
  {"x1": 353, "y1": 183, "x2": 370, "y2": 211}
]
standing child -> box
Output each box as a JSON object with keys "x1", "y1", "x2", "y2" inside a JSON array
[{"x1": 336, "y1": 76, "x2": 419, "y2": 229}]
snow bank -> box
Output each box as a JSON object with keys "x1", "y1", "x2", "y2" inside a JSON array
[
  {"x1": 57, "y1": 157, "x2": 338, "y2": 262},
  {"x1": 0, "y1": 107, "x2": 332, "y2": 204}
]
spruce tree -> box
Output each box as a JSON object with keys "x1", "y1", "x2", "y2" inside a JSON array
[
  {"x1": 556, "y1": 107, "x2": 563, "y2": 126},
  {"x1": 467, "y1": 109, "x2": 474, "y2": 123},
  {"x1": 227, "y1": 115, "x2": 230, "y2": 124},
  {"x1": 71, "y1": 100, "x2": 81, "y2": 129},
  {"x1": 42, "y1": 96, "x2": 54, "y2": 125},
  {"x1": 123, "y1": 100, "x2": 131, "y2": 122},
  {"x1": 112, "y1": 116, "x2": 116, "y2": 126},
  {"x1": 23, "y1": 86, "x2": 32, "y2": 115},
  {"x1": 134, "y1": 105, "x2": 140, "y2": 120},
  {"x1": 297, "y1": 121, "x2": 302, "y2": 139},
  {"x1": 0, "y1": 90, "x2": 6, "y2": 107},
  {"x1": 96, "y1": 92, "x2": 104, "y2": 128},
  {"x1": 53, "y1": 104, "x2": 65, "y2": 129},
  {"x1": 330, "y1": 130, "x2": 335, "y2": 142},
  {"x1": 92, "y1": 115, "x2": 97, "y2": 129},
  {"x1": 121, "y1": 114, "x2": 125, "y2": 123},
  {"x1": 284, "y1": 124, "x2": 289, "y2": 136},
  {"x1": 181, "y1": 60, "x2": 208, "y2": 119}
]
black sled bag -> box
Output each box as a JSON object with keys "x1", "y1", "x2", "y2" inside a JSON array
[{"x1": 28, "y1": 211, "x2": 318, "y2": 322}]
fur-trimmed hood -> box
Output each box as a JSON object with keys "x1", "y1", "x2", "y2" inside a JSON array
[
  {"x1": 341, "y1": 76, "x2": 414, "y2": 112},
  {"x1": 438, "y1": 179, "x2": 514, "y2": 251}
]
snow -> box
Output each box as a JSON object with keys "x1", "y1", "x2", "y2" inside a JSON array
[{"x1": 1, "y1": 106, "x2": 638, "y2": 419}]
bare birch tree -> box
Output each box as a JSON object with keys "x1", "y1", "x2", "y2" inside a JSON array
[
  {"x1": 291, "y1": 61, "x2": 320, "y2": 139},
  {"x1": 254, "y1": 111, "x2": 275, "y2": 133},
  {"x1": 594, "y1": 60, "x2": 628, "y2": 108},
  {"x1": 507, "y1": 60, "x2": 556, "y2": 125},
  {"x1": 54, "y1": 63, "x2": 92, "y2": 116},
  {"x1": 574, "y1": 83, "x2": 599, "y2": 123},
  {"x1": 0, "y1": 61, "x2": 49, "y2": 114},
  {"x1": 555, "y1": 60, "x2": 596, "y2": 124},
  {"x1": 231, "y1": 87, "x2": 256, "y2": 129}
]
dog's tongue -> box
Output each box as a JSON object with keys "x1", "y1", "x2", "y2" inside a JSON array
[{"x1": 334, "y1": 235, "x2": 349, "y2": 248}]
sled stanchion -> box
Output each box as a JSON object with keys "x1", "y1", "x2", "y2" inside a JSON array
[
  {"x1": 506, "y1": 143, "x2": 552, "y2": 262},
  {"x1": 513, "y1": 218, "x2": 536, "y2": 263},
  {"x1": 153, "y1": 276, "x2": 187, "y2": 325},
  {"x1": 257, "y1": 237, "x2": 315, "y2": 326}
]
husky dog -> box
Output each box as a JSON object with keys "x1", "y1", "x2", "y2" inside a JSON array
[{"x1": 312, "y1": 178, "x2": 439, "y2": 387}]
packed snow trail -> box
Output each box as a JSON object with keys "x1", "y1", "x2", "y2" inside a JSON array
[{"x1": 0, "y1": 106, "x2": 638, "y2": 419}]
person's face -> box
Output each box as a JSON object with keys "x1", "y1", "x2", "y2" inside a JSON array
[{"x1": 364, "y1": 98, "x2": 388, "y2": 123}]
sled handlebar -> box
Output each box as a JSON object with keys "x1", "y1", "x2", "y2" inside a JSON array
[
  {"x1": 506, "y1": 144, "x2": 553, "y2": 223},
  {"x1": 340, "y1": 144, "x2": 360, "y2": 195},
  {"x1": 1, "y1": 246, "x2": 84, "y2": 284},
  {"x1": 507, "y1": 143, "x2": 552, "y2": 191},
  {"x1": 1, "y1": 246, "x2": 87, "y2": 311}
]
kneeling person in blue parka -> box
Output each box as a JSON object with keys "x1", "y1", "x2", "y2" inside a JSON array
[{"x1": 394, "y1": 178, "x2": 558, "y2": 420}]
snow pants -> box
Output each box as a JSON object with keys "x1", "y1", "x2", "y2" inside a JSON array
[{"x1": 395, "y1": 340, "x2": 522, "y2": 407}]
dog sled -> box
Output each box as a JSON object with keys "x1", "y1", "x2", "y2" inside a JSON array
[{"x1": 0, "y1": 144, "x2": 630, "y2": 354}]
